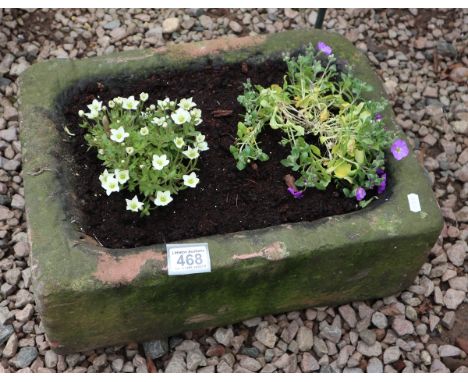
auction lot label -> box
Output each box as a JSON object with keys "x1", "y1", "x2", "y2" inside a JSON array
[{"x1": 166, "y1": 243, "x2": 211, "y2": 276}]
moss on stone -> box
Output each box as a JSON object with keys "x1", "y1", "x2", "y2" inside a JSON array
[{"x1": 19, "y1": 30, "x2": 443, "y2": 354}]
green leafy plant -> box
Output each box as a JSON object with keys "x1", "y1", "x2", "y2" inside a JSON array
[
  {"x1": 78, "y1": 93, "x2": 208, "y2": 215},
  {"x1": 230, "y1": 42, "x2": 406, "y2": 206}
]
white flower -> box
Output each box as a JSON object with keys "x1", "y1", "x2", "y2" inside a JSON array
[
  {"x1": 87, "y1": 99, "x2": 102, "y2": 113},
  {"x1": 122, "y1": 96, "x2": 139, "y2": 110},
  {"x1": 171, "y1": 108, "x2": 191, "y2": 125},
  {"x1": 154, "y1": 190, "x2": 173, "y2": 206},
  {"x1": 140, "y1": 126, "x2": 149, "y2": 136},
  {"x1": 110, "y1": 126, "x2": 129, "y2": 143},
  {"x1": 99, "y1": 169, "x2": 112, "y2": 185},
  {"x1": 149, "y1": 104, "x2": 156, "y2": 110},
  {"x1": 170, "y1": 101, "x2": 175, "y2": 107},
  {"x1": 195, "y1": 134, "x2": 205, "y2": 143},
  {"x1": 139, "y1": 92, "x2": 149, "y2": 102},
  {"x1": 114, "y1": 169, "x2": 130, "y2": 184},
  {"x1": 113, "y1": 96, "x2": 123, "y2": 104},
  {"x1": 183, "y1": 172, "x2": 199, "y2": 188},
  {"x1": 126, "y1": 195, "x2": 144, "y2": 212},
  {"x1": 173, "y1": 137, "x2": 185, "y2": 149},
  {"x1": 84, "y1": 109, "x2": 99, "y2": 119},
  {"x1": 98, "y1": 149, "x2": 104, "y2": 155},
  {"x1": 157, "y1": 97, "x2": 170, "y2": 109},
  {"x1": 197, "y1": 141, "x2": 209, "y2": 151},
  {"x1": 194, "y1": 118, "x2": 202, "y2": 126},
  {"x1": 151, "y1": 117, "x2": 165, "y2": 126},
  {"x1": 102, "y1": 175, "x2": 120, "y2": 196},
  {"x1": 152, "y1": 154, "x2": 170, "y2": 170},
  {"x1": 182, "y1": 146, "x2": 199, "y2": 160},
  {"x1": 126, "y1": 147, "x2": 135, "y2": 155},
  {"x1": 78, "y1": 110, "x2": 84, "y2": 117},
  {"x1": 162, "y1": 122, "x2": 168, "y2": 128},
  {"x1": 190, "y1": 108, "x2": 201, "y2": 119},
  {"x1": 178, "y1": 97, "x2": 196, "y2": 110},
  {"x1": 108, "y1": 100, "x2": 115, "y2": 108}
]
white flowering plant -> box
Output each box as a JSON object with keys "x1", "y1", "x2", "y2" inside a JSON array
[{"x1": 78, "y1": 93, "x2": 208, "y2": 215}]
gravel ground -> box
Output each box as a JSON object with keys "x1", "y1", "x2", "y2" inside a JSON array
[{"x1": 0, "y1": 8, "x2": 467, "y2": 373}]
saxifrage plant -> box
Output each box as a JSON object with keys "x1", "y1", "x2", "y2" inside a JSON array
[
  {"x1": 230, "y1": 42, "x2": 409, "y2": 207},
  {"x1": 78, "y1": 93, "x2": 208, "y2": 215}
]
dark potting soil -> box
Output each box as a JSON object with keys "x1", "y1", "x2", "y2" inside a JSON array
[{"x1": 62, "y1": 59, "x2": 366, "y2": 249}]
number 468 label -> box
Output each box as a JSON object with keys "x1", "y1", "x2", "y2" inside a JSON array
[{"x1": 166, "y1": 243, "x2": 211, "y2": 276}]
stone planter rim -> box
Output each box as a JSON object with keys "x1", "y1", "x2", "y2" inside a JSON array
[{"x1": 18, "y1": 30, "x2": 443, "y2": 353}]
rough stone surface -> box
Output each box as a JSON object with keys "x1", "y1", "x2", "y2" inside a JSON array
[
  {"x1": 444, "y1": 289, "x2": 465, "y2": 310},
  {"x1": 165, "y1": 351, "x2": 186, "y2": 373},
  {"x1": 186, "y1": 349, "x2": 206, "y2": 371},
  {"x1": 0, "y1": 324, "x2": 14, "y2": 346},
  {"x1": 447, "y1": 244, "x2": 466, "y2": 266},
  {"x1": 0, "y1": 7, "x2": 465, "y2": 374},
  {"x1": 296, "y1": 327, "x2": 314, "y2": 351},
  {"x1": 300, "y1": 352, "x2": 319, "y2": 372},
  {"x1": 2, "y1": 333, "x2": 18, "y2": 358},
  {"x1": 9, "y1": 347, "x2": 38, "y2": 369},
  {"x1": 439, "y1": 345, "x2": 462, "y2": 358},
  {"x1": 383, "y1": 346, "x2": 401, "y2": 364},
  {"x1": 255, "y1": 327, "x2": 277, "y2": 349},
  {"x1": 143, "y1": 339, "x2": 168, "y2": 359},
  {"x1": 214, "y1": 327, "x2": 234, "y2": 347},
  {"x1": 367, "y1": 357, "x2": 384, "y2": 373},
  {"x1": 338, "y1": 305, "x2": 357, "y2": 328},
  {"x1": 44, "y1": 350, "x2": 58, "y2": 369},
  {"x1": 239, "y1": 356, "x2": 261, "y2": 372},
  {"x1": 162, "y1": 18, "x2": 180, "y2": 34},
  {"x1": 372, "y1": 312, "x2": 388, "y2": 329},
  {"x1": 357, "y1": 342, "x2": 382, "y2": 357},
  {"x1": 392, "y1": 318, "x2": 415, "y2": 336},
  {"x1": 431, "y1": 359, "x2": 450, "y2": 373}
]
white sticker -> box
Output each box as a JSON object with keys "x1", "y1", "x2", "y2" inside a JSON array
[
  {"x1": 407, "y1": 193, "x2": 421, "y2": 213},
  {"x1": 166, "y1": 243, "x2": 211, "y2": 276}
]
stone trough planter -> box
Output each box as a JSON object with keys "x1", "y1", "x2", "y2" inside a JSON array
[{"x1": 19, "y1": 30, "x2": 443, "y2": 354}]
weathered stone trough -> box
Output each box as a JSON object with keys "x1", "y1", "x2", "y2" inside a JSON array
[{"x1": 19, "y1": 30, "x2": 443, "y2": 354}]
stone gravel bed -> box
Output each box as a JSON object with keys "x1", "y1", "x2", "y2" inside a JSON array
[{"x1": 0, "y1": 8, "x2": 467, "y2": 373}]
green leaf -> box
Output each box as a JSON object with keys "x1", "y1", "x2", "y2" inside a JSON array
[
  {"x1": 310, "y1": 145, "x2": 321, "y2": 156},
  {"x1": 260, "y1": 99, "x2": 270, "y2": 108},
  {"x1": 236, "y1": 160, "x2": 247, "y2": 171},
  {"x1": 334, "y1": 162, "x2": 352, "y2": 179},
  {"x1": 258, "y1": 152, "x2": 269, "y2": 161},
  {"x1": 355, "y1": 149, "x2": 365, "y2": 164}
]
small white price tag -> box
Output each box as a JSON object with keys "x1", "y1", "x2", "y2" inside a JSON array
[
  {"x1": 407, "y1": 193, "x2": 421, "y2": 213},
  {"x1": 166, "y1": 243, "x2": 211, "y2": 276}
]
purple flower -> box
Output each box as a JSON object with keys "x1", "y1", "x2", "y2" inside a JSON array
[
  {"x1": 374, "y1": 113, "x2": 383, "y2": 122},
  {"x1": 391, "y1": 139, "x2": 409, "y2": 161},
  {"x1": 288, "y1": 187, "x2": 304, "y2": 199},
  {"x1": 355, "y1": 187, "x2": 366, "y2": 201},
  {"x1": 377, "y1": 172, "x2": 387, "y2": 194},
  {"x1": 316, "y1": 41, "x2": 332, "y2": 56}
]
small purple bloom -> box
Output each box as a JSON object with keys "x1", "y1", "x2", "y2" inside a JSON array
[
  {"x1": 376, "y1": 168, "x2": 385, "y2": 176},
  {"x1": 391, "y1": 139, "x2": 409, "y2": 161},
  {"x1": 316, "y1": 41, "x2": 332, "y2": 56},
  {"x1": 374, "y1": 113, "x2": 383, "y2": 122},
  {"x1": 377, "y1": 172, "x2": 387, "y2": 194},
  {"x1": 355, "y1": 187, "x2": 366, "y2": 201},
  {"x1": 288, "y1": 187, "x2": 304, "y2": 199}
]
